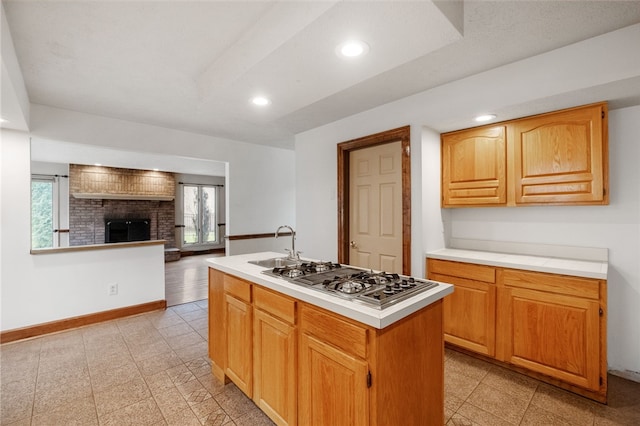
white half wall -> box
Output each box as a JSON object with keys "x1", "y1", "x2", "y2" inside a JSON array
[{"x1": 1, "y1": 130, "x2": 165, "y2": 331}]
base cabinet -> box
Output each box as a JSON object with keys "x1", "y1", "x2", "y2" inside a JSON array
[
  {"x1": 299, "y1": 333, "x2": 369, "y2": 426},
  {"x1": 298, "y1": 303, "x2": 370, "y2": 426},
  {"x1": 224, "y1": 294, "x2": 252, "y2": 394},
  {"x1": 428, "y1": 259, "x2": 496, "y2": 356},
  {"x1": 224, "y1": 288, "x2": 252, "y2": 396},
  {"x1": 209, "y1": 268, "x2": 446, "y2": 425},
  {"x1": 253, "y1": 301, "x2": 297, "y2": 425},
  {"x1": 427, "y1": 258, "x2": 607, "y2": 402},
  {"x1": 497, "y1": 269, "x2": 606, "y2": 396}
]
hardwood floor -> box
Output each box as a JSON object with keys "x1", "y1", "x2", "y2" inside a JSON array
[{"x1": 165, "y1": 253, "x2": 223, "y2": 306}]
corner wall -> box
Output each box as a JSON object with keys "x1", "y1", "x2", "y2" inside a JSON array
[{"x1": 295, "y1": 26, "x2": 640, "y2": 377}]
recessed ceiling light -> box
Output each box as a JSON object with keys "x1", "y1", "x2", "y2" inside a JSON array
[
  {"x1": 336, "y1": 40, "x2": 369, "y2": 58},
  {"x1": 474, "y1": 114, "x2": 497, "y2": 122},
  {"x1": 152, "y1": 168, "x2": 159, "y2": 171},
  {"x1": 251, "y1": 96, "x2": 271, "y2": 106},
  {"x1": 94, "y1": 163, "x2": 102, "y2": 166}
]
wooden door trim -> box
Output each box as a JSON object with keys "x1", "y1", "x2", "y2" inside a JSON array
[{"x1": 337, "y1": 126, "x2": 411, "y2": 275}]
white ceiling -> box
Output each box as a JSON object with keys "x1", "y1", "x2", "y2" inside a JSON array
[{"x1": 3, "y1": 1, "x2": 640, "y2": 150}]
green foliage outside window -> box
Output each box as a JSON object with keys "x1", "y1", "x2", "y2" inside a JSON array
[{"x1": 31, "y1": 181, "x2": 53, "y2": 249}]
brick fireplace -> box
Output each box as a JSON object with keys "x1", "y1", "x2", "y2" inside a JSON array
[
  {"x1": 69, "y1": 198, "x2": 176, "y2": 247},
  {"x1": 68, "y1": 164, "x2": 176, "y2": 248}
]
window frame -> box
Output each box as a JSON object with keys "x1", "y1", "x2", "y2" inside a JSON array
[
  {"x1": 181, "y1": 184, "x2": 220, "y2": 248},
  {"x1": 30, "y1": 175, "x2": 60, "y2": 249}
]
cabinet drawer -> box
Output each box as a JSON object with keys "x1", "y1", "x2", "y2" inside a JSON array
[
  {"x1": 428, "y1": 259, "x2": 496, "y2": 284},
  {"x1": 501, "y1": 269, "x2": 601, "y2": 300},
  {"x1": 224, "y1": 274, "x2": 252, "y2": 302},
  {"x1": 254, "y1": 286, "x2": 296, "y2": 324},
  {"x1": 300, "y1": 305, "x2": 368, "y2": 359}
]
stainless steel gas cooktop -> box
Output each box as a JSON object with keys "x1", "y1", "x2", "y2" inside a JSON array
[{"x1": 262, "y1": 261, "x2": 439, "y2": 309}]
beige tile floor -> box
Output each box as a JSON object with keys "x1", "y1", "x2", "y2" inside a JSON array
[
  {"x1": 444, "y1": 350, "x2": 640, "y2": 426},
  {"x1": 1, "y1": 300, "x2": 639, "y2": 425},
  {"x1": 1, "y1": 301, "x2": 274, "y2": 426}
]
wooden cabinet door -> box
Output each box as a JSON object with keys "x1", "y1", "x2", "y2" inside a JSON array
[
  {"x1": 299, "y1": 333, "x2": 369, "y2": 426},
  {"x1": 441, "y1": 125, "x2": 507, "y2": 206},
  {"x1": 428, "y1": 259, "x2": 497, "y2": 356},
  {"x1": 225, "y1": 293, "x2": 253, "y2": 396},
  {"x1": 510, "y1": 103, "x2": 607, "y2": 205},
  {"x1": 253, "y1": 309, "x2": 296, "y2": 426},
  {"x1": 208, "y1": 268, "x2": 226, "y2": 382},
  {"x1": 431, "y1": 272, "x2": 496, "y2": 356},
  {"x1": 498, "y1": 286, "x2": 601, "y2": 391}
]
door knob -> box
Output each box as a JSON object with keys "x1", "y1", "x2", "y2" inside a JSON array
[{"x1": 350, "y1": 241, "x2": 358, "y2": 249}]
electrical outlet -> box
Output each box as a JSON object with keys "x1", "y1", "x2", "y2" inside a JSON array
[{"x1": 108, "y1": 283, "x2": 118, "y2": 296}]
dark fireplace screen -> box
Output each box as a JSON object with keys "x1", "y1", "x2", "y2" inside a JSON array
[{"x1": 105, "y1": 219, "x2": 151, "y2": 243}]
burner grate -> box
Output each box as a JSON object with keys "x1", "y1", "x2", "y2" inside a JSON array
[{"x1": 261, "y1": 263, "x2": 439, "y2": 309}]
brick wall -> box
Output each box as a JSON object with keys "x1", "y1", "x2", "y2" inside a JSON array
[
  {"x1": 69, "y1": 164, "x2": 175, "y2": 199},
  {"x1": 69, "y1": 198, "x2": 176, "y2": 247}
]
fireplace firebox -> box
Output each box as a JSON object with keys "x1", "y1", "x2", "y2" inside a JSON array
[{"x1": 105, "y1": 219, "x2": 151, "y2": 243}]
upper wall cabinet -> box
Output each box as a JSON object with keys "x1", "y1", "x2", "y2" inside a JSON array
[
  {"x1": 441, "y1": 126, "x2": 507, "y2": 206},
  {"x1": 441, "y1": 102, "x2": 608, "y2": 207}
]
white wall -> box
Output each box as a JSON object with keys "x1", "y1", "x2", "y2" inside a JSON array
[
  {"x1": 29, "y1": 105, "x2": 296, "y2": 239},
  {"x1": 1, "y1": 106, "x2": 295, "y2": 331},
  {"x1": 296, "y1": 106, "x2": 639, "y2": 378},
  {"x1": 295, "y1": 29, "x2": 640, "y2": 376},
  {"x1": 448, "y1": 106, "x2": 640, "y2": 377},
  {"x1": 229, "y1": 237, "x2": 293, "y2": 257},
  {"x1": 1, "y1": 130, "x2": 165, "y2": 330}
]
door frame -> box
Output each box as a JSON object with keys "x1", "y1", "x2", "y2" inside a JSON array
[{"x1": 337, "y1": 125, "x2": 411, "y2": 275}]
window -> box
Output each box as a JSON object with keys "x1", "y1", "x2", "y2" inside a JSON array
[
  {"x1": 183, "y1": 184, "x2": 218, "y2": 246},
  {"x1": 31, "y1": 177, "x2": 56, "y2": 249}
]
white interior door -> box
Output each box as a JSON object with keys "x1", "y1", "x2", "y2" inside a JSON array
[{"x1": 349, "y1": 141, "x2": 403, "y2": 272}]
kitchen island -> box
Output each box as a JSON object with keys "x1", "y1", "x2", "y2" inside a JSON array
[{"x1": 206, "y1": 252, "x2": 453, "y2": 426}]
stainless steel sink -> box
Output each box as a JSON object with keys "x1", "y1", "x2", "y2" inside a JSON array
[{"x1": 248, "y1": 257, "x2": 298, "y2": 268}]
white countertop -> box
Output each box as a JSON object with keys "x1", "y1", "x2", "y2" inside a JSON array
[
  {"x1": 205, "y1": 252, "x2": 453, "y2": 329},
  {"x1": 426, "y1": 248, "x2": 608, "y2": 280}
]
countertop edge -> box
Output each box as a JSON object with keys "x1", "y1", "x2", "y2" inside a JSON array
[
  {"x1": 205, "y1": 252, "x2": 453, "y2": 329},
  {"x1": 426, "y1": 248, "x2": 608, "y2": 280},
  {"x1": 30, "y1": 240, "x2": 167, "y2": 255}
]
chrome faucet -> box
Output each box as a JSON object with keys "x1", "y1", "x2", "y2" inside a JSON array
[{"x1": 275, "y1": 225, "x2": 299, "y2": 260}]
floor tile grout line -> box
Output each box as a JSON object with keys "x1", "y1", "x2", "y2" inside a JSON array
[
  {"x1": 515, "y1": 381, "x2": 539, "y2": 426},
  {"x1": 26, "y1": 336, "x2": 42, "y2": 425},
  {"x1": 80, "y1": 326, "x2": 101, "y2": 426},
  {"x1": 449, "y1": 369, "x2": 483, "y2": 424}
]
